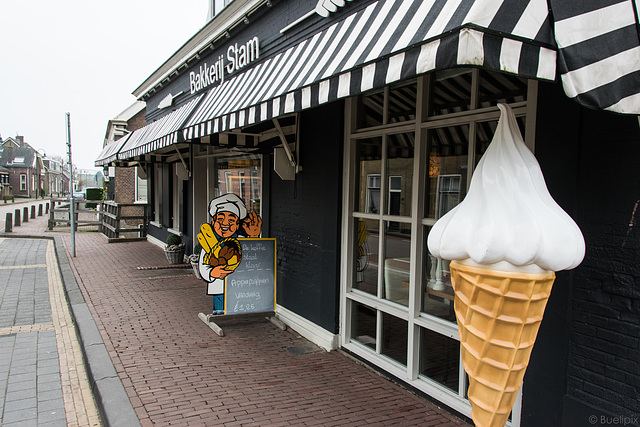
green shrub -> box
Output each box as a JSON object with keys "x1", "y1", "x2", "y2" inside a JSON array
[
  {"x1": 166, "y1": 234, "x2": 182, "y2": 247},
  {"x1": 85, "y1": 187, "x2": 103, "y2": 200},
  {"x1": 85, "y1": 187, "x2": 103, "y2": 209}
]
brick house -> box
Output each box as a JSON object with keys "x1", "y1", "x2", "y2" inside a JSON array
[
  {"x1": 0, "y1": 165, "x2": 9, "y2": 198},
  {"x1": 42, "y1": 157, "x2": 69, "y2": 197},
  {"x1": 98, "y1": 101, "x2": 146, "y2": 203},
  {"x1": 0, "y1": 136, "x2": 43, "y2": 198}
]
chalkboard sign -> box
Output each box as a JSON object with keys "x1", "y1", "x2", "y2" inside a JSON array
[{"x1": 224, "y1": 238, "x2": 276, "y2": 315}]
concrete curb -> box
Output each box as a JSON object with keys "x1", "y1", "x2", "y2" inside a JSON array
[
  {"x1": 1, "y1": 234, "x2": 141, "y2": 427},
  {"x1": 52, "y1": 235, "x2": 141, "y2": 427}
]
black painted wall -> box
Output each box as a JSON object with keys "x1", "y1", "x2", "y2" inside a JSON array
[
  {"x1": 144, "y1": 0, "x2": 371, "y2": 122},
  {"x1": 269, "y1": 102, "x2": 344, "y2": 333},
  {"x1": 522, "y1": 82, "x2": 640, "y2": 426}
]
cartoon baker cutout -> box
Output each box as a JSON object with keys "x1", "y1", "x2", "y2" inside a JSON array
[{"x1": 197, "y1": 193, "x2": 262, "y2": 314}]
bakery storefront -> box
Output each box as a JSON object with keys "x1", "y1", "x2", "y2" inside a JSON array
[{"x1": 97, "y1": 1, "x2": 640, "y2": 426}]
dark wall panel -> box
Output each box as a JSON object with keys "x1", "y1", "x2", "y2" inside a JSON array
[
  {"x1": 269, "y1": 101, "x2": 344, "y2": 333},
  {"x1": 522, "y1": 81, "x2": 640, "y2": 426}
]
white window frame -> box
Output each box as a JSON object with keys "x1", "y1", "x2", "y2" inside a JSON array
[
  {"x1": 20, "y1": 174, "x2": 27, "y2": 191},
  {"x1": 171, "y1": 163, "x2": 182, "y2": 233},
  {"x1": 340, "y1": 73, "x2": 538, "y2": 426},
  {"x1": 135, "y1": 167, "x2": 148, "y2": 203},
  {"x1": 152, "y1": 165, "x2": 162, "y2": 226}
]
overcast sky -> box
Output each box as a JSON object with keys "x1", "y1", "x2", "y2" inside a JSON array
[{"x1": 0, "y1": 0, "x2": 209, "y2": 170}]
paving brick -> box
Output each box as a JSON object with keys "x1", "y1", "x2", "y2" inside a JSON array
[{"x1": 3, "y1": 210, "x2": 471, "y2": 426}]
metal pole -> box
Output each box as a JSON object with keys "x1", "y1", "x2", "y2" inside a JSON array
[{"x1": 66, "y1": 112, "x2": 76, "y2": 257}]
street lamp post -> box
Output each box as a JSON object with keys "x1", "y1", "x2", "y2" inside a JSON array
[{"x1": 66, "y1": 112, "x2": 76, "y2": 257}]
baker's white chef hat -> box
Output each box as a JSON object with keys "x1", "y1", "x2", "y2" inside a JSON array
[{"x1": 208, "y1": 193, "x2": 247, "y2": 220}]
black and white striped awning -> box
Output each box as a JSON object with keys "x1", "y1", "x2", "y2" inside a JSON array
[
  {"x1": 550, "y1": 0, "x2": 640, "y2": 113},
  {"x1": 116, "y1": 95, "x2": 203, "y2": 161},
  {"x1": 107, "y1": 0, "x2": 639, "y2": 164},
  {"x1": 96, "y1": 134, "x2": 131, "y2": 166},
  {"x1": 182, "y1": 0, "x2": 562, "y2": 140}
]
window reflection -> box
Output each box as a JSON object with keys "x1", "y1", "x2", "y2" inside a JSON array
[
  {"x1": 388, "y1": 81, "x2": 417, "y2": 123},
  {"x1": 383, "y1": 222, "x2": 411, "y2": 306},
  {"x1": 216, "y1": 155, "x2": 261, "y2": 213},
  {"x1": 386, "y1": 133, "x2": 414, "y2": 218},
  {"x1": 356, "y1": 90, "x2": 384, "y2": 129},
  {"x1": 354, "y1": 219, "x2": 378, "y2": 296},
  {"x1": 420, "y1": 328, "x2": 460, "y2": 392},
  {"x1": 356, "y1": 138, "x2": 382, "y2": 213},
  {"x1": 424, "y1": 126, "x2": 469, "y2": 220},
  {"x1": 422, "y1": 225, "x2": 456, "y2": 322},
  {"x1": 382, "y1": 313, "x2": 408, "y2": 366},
  {"x1": 351, "y1": 301, "x2": 377, "y2": 350},
  {"x1": 478, "y1": 69, "x2": 527, "y2": 108},
  {"x1": 430, "y1": 70, "x2": 472, "y2": 116}
]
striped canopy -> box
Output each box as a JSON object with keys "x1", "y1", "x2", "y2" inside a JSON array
[{"x1": 103, "y1": 0, "x2": 640, "y2": 165}]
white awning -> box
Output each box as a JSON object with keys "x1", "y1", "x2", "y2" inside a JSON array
[
  {"x1": 116, "y1": 95, "x2": 203, "y2": 161},
  {"x1": 95, "y1": 134, "x2": 131, "y2": 166}
]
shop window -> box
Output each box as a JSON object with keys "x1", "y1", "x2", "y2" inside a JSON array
[
  {"x1": 430, "y1": 70, "x2": 472, "y2": 116},
  {"x1": 383, "y1": 222, "x2": 412, "y2": 306},
  {"x1": 478, "y1": 69, "x2": 528, "y2": 108},
  {"x1": 20, "y1": 174, "x2": 26, "y2": 191},
  {"x1": 387, "y1": 132, "x2": 414, "y2": 218},
  {"x1": 366, "y1": 174, "x2": 381, "y2": 214},
  {"x1": 136, "y1": 168, "x2": 147, "y2": 203},
  {"x1": 356, "y1": 90, "x2": 384, "y2": 129},
  {"x1": 350, "y1": 301, "x2": 377, "y2": 351},
  {"x1": 344, "y1": 69, "x2": 533, "y2": 421},
  {"x1": 425, "y1": 126, "x2": 469, "y2": 219},
  {"x1": 355, "y1": 138, "x2": 382, "y2": 214},
  {"x1": 172, "y1": 164, "x2": 182, "y2": 232},
  {"x1": 388, "y1": 82, "x2": 417, "y2": 124},
  {"x1": 153, "y1": 166, "x2": 161, "y2": 224},
  {"x1": 419, "y1": 328, "x2": 461, "y2": 393},
  {"x1": 382, "y1": 313, "x2": 408, "y2": 366},
  {"x1": 422, "y1": 225, "x2": 457, "y2": 323},
  {"x1": 215, "y1": 155, "x2": 261, "y2": 214},
  {"x1": 354, "y1": 218, "x2": 378, "y2": 296}
]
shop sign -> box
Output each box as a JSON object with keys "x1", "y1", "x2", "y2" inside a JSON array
[{"x1": 189, "y1": 36, "x2": 260, "y2": 95}]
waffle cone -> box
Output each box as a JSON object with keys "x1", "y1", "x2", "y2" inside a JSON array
[{"x1": 449, "y1": 261, "x2": 555, "y2": 427}]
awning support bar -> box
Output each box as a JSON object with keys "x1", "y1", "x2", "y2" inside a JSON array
[
  {"x1": 174, "y1": 147, "x2": 191, "y2": 177},
  {"x1": 272, "y1": 118, "x2": 300, "y2": 173}
]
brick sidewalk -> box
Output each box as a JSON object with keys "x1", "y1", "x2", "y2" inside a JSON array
[{"x1": 6, "y1": 212, "x2": 470, "y2": 426}]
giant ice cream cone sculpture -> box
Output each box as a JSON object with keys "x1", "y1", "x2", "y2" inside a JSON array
[
  {"x1": 450, "y1": 261, "x2": 554, "y2": 426},
  {"x1": 428, "y1": 104, "x2": 585, "y2": 427}
]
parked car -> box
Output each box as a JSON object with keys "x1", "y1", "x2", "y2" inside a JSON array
[{"x1": 71, "y1": 192, "x2": 85, "y2": 201}]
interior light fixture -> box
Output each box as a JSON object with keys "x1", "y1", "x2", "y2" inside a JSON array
[
  {"x1": 244, "y1": 16, "x2": 249, "y2": 24},
  {"x1": 266, "y1": 1, "x2": 272, "y2": 6}
]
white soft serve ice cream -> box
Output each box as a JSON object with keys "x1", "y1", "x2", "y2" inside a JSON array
[{"x1": 427, "y1": 103, "x2": 585, "y2": 273}]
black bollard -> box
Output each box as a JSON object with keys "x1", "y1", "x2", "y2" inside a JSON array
[
  {"x1": 14, "y1": 209, "x2": 20, "y2": 226},
  {"x1": 5, "y1": 213, "x2": 12, "y2": 232},
  {"x1": 30, "y1": 205, "x2": 36, "y2": 219},
  {"x1": 23, "y1": 207, "x2": 28, "y2": 222}
]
